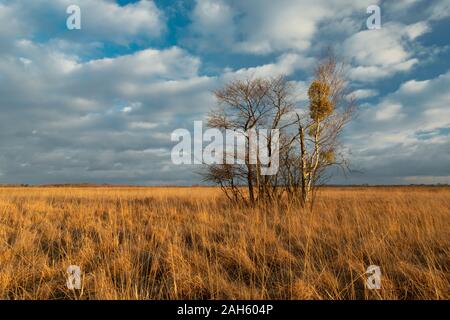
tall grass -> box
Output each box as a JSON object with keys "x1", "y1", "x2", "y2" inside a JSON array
[{"x1": 0, "y1": 186, "x2": 448, "y2": 299}]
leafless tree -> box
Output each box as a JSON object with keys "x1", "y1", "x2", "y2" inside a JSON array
[
  {"x1": 295, "y1": 52, "x2": 356, "y2": 205},
  {"x1": 202, "y1": 51, "x2": 356, "y2": 207},
  {"x1": 203, "y1": 76, "x2": 294, "y2": 205}
]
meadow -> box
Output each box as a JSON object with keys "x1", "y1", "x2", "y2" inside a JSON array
[{"x1": 0, "y1": 186, "x2": 448, "y2": 300}]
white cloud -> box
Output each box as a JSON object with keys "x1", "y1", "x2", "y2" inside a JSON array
[
  {"x1": 342, "y1": 71, "x2": 450, "y2": 183},
  {"x1": 129, "y1": 122, "x2": 159, "y2": 130},
  {"x1": 187, "y1": 0, "x2": 236, "y2": 50},
  {"x1": 186, "y1": 0, "x2": 375, "y2": 54},
  {"x1": 349, "y1": 89, "x2": 379, "y2": 100},
  {"x1": 404, "y1": 22, "x2": 430, "y2": 40},
  {"x1": 0, "y1": 37, "x2": 218, "y2": 184},
  {"x1": 223, "y1": 53, "x2": 314, "y2": 80},
  {"x1": 83, "y1": 47, "x2": 200, "y2": 80},
  {"x1": 427, "y1": 0, "x2": 450, "y2": 20},
  {"x1": 375, "y1": 103, "x2": 404, "y2": 121},
  {"x1": 1, "y1": 0, "x2": 165, "y2": 45},
  {"x1": 344, "y1": 22, "x2": 430, "y2": 81},
  {"x1": 367, "y1": 71, "x2": 450, "y2": 131},
  {"x1": 398, "y1": 79, "x2": 430, "y2": 93}
]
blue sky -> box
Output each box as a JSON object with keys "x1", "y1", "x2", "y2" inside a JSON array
[{"x1": 0, "y1": 0, "x2": 449, "y2": 185}]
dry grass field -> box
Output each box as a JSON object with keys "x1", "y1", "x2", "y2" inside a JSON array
[{"x1": 0, "y1": 186, "x2": 448, "y2": 300}]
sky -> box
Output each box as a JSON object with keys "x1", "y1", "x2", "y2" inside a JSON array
[{"x1": 0, "y1": 0, "x2": 449, "y2": 185}]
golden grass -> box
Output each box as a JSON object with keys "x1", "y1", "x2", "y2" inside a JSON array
[{"x1": 0, "y1": 186, "x2": 448, "y2": 300}]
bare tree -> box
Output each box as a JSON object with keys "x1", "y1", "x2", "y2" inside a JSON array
[
  {"x1": 203, "y1": 76, "x2": 294, "y2": 205},
  {"x1": 202, "y1": 51, "x2": 356, "y2": 207},
  {"x1": 291, "y1": 52, "x2": 356, "y2": 205}
]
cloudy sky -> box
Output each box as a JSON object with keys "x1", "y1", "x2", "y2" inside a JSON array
[{"x1": 0, "y1": 0, "x2": 449, "y2": 185}]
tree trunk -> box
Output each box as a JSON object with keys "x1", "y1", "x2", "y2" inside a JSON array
[{"x1": 299, "y1": 125, "x2": 308, "y2": 204}]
